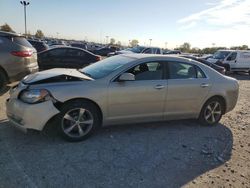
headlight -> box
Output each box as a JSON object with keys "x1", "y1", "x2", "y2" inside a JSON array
[{"x1": 19, "y1": 89, "x2": 51, "y2": 104}]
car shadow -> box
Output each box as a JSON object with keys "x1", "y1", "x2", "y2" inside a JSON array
[{"x1": 0, "y1": 119, "x2": 233, "y2": 188}]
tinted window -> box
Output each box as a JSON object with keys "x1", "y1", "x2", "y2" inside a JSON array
[
  {"x1": 12, "y1": 37, "x2": 33, "y2": 48},
  {"x1": 141, "y1": 48, "x2": 152, "y2": 54},
  {"x1": 169, "y1": 62, "x2": 196, "y2": 79},
  {"x1": 213, "y1": 51, "x2": 231, "y2": 59},
  {"x1": 49, "y1": 48, "x2": 67, "y2": 56},
  {"x1": 126, "y1": 62, "x2": 163, "y2": 80},
  {"x1": 227, "y1": 52, "x2": 237, "y2": 61},
  {"x1": 156, "y1": 49, "x2": 161, "y2": 54},
  {"x1": 67, "y1": 49, "x2": 85, "y2": 57}
]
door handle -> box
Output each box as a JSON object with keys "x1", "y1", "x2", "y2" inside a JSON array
[
  {"x1": 200, "y1": 83, "x2": 209, "y2": 88},
  {"x1": 154, "y1": 85, "x2": 165, "y2": 89}
]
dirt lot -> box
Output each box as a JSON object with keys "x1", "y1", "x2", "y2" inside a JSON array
[{"x1": 0, "y1": 74, "x2": 249, "y2": 188}]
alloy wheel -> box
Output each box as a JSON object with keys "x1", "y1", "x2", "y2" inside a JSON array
[
  {"x1": 61, "y1": 108, "x2": 94, "y2": 138},
  {"x1": 204, "y1": 101, "x2": 222, "y2": 124}
]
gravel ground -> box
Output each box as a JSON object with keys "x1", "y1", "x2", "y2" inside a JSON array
[{"x1": 0, "y1": 74, "x2": 249, "y2": 188}]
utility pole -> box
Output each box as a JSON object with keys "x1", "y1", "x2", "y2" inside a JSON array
[
  {"x1": 165, "y1": 42, "x2": 168, "y2": 49},
  {"x1": 149, "y1": 39, "x2": 152, "y2": 46},
  {"x1": 20, "y1": 1, "x2": 30, "y2": 37},
  {"x1": 105, "y1": 36, "x2": 109, "y2": 44}
]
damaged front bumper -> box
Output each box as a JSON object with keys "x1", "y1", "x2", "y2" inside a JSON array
[{"x1": 6, "y1": 98, "x2": 60, "y2": 132}]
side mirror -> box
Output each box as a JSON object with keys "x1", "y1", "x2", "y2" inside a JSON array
[{"x1": 118, "y1": 73, "x2": 135, "y2": 81}]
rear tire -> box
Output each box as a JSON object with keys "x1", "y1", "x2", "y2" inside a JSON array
[
  {"x1": 199, "y1": 97, "x2": 224, "y2": 126},
  {"x1": 56, "y1": 100, "x2": 101, "y2": 142},
  {"x1": 0, "y1": 69, "x2": 9, "y2": 95}
]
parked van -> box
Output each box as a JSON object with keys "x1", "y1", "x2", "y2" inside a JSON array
[{"x1": 207, "y1": 50, "x2": 250, "y2": 74}]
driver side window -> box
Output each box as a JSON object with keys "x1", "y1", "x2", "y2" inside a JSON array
[
  {"x1": 126, "y1": 62, "x2": 163, "y2": 80},
  {"x1": 227, "y1": 52, "x2": 237, "y2": 61}
]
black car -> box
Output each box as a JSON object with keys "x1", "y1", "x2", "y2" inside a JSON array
[
  {"x1": 164, "y1": 50, "x2": 181, "y2": 54},
  {"x1": 70, "y1": 43, "x2": 87, "y2": 50},
  {"x1": 181, "y1": 55, "x2": 226, "y2": 74},
  {"x1": 38, "y1": 47, "x2": 101, "y2": 70},
  {"x1": 28, "y1": 39, "x2": 49, "y2": 53},
  {"x1": 92, "y1": 47, "x2": 119, "y2": 56}
]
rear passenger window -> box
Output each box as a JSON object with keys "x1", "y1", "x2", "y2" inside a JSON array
[
  {"x1": 49, "y1": 49, "x2": 67, "y2": 56},
  {"x1": 168, "y1": 62, "x2": 196, "y2": 79},
  {"x1": 67, "y1": 49, "x2": 85, "y2": 57}
]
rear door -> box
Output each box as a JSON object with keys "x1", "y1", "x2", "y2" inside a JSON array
[
  {"x1": 165, "y1": 61, "x2": 211, "y2": 119},
  {"x1": 39, "y1": 48, "x2": 67, "y2": 69},
  {"x1": 64, "y1": 49, "x2": 93, "y2": 68}
]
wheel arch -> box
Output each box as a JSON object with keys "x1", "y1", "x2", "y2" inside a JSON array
[
  {"x1": 203, "y1": 95, "x2": 227, "y2": 114},
  {"x1": 0, "y1": 65, "x2": 9, "y2": 82},
  {"x1": 43, "y1": 97, "x2": 104, "y2": 132},
  {"x1": 55, "y1": 97, "x2": 103, "y2": 123}
]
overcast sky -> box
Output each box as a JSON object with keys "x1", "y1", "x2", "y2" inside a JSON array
[{"x1": 1, "y1": 0, "x2": 250, "y2": 48}]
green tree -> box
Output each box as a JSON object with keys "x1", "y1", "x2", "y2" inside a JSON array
[
  {"x1": 26, "y1": 31, "x2": 33, "y2": 38},
  {"x1": 130, "y1": 39, "x2": 139, "y2": 47},
  {"x1": 179, "y1": 42, "x2": 191, "y2": 52},
  {"x1": 116, "y1": 41, "x2": 121, "y2": 46},
  {"x1": 0, "y1": 23, "x2": 15, "y2": 33},
  {"x1": 230, "y1": 45, "x2": 248, "y2": 50},
  {"x1": 110, "y1": 38, "x2": 115, "y2": 45},
  {"x1": 241, "y1": 45, "x2": 248, "y2": 50},
  {"x1": 35, "y1": 29, "x2": 44, "y2": 38}
]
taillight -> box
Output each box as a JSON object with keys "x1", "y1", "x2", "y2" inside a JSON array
[
  {"x1": 96, "y1": 56, "x2": 102, "y2": 61},
  {"x1": 11, "y1": 50, "x2": 33, "y2": 57}
]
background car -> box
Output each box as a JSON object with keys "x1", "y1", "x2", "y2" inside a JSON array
[
  {"x1": 164, "y1": 50, "x2": 181, "y2": 54},
  {"x1": 180, "y1": 55, "x2": 226, "y2": 74},
  {"x1": 6, "y1": 54, "x2": 239, "y2": 141},
  {"x1": 38, "y1": 47, "x2": 101, "y2": 70},
  {"x1": 70, "y1": 43, "x2": 87, "y2": 50},
  {"x1": 91, "y1": 46, "x2": 120, "y2": 56},
  {"x1": 28, "y1": 39, "x2": 49, "y2": 53},
  {"x1": 108, "y1": 46, "x2": 162, "y2": 56},
  {"x1": 0, "y1": 31, "x2": 38, "y2": 94}
]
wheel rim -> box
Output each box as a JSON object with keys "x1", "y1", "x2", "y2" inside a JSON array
[
  {"x1": 204, "y1": 101, "x2": 222, "y2": 124},
  {"x1": 62, "y1": 108, "x2": 94, "y2": 138}
]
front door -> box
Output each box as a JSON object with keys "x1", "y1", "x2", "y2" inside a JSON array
[{"x1": 107, "y1": 61, "x2": 167, "y2": 124}]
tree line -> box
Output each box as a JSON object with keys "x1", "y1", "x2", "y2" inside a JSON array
[
  {"x1": 174, "y1": 42, "x2": 249, "y2": 54},
  {"x1": 0, "y1": 23, "x2": 44, "y2": 38},
  {"x1": 1, "y1": 23, "x2": 248, "y2": 53}
]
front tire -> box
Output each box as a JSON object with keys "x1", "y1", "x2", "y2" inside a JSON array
[
  {"x1": 199, "y1": 97, "x2": 224, "y2": 126},
  {"x1": 56, "y1": 100, "x2": 101, "y2": 142}
]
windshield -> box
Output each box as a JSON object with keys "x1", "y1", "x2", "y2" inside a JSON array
[
  {"x1": 80, "y1": 55, "x2": 134, "y2": 79},
  {"x1": 213, "y1": 51, "x2": 231, "y2": 59}
]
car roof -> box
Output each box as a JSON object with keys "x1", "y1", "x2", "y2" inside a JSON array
[
  {"x1": 0, "y1": 31, "x2": 22, "y2": 37},
  {"x1": 121, "y1": 53, "x2": 197, "y2": 63}
]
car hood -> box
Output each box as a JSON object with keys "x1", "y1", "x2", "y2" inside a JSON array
[{"x1": 22, "y1": 68, "x2": 93, "y2": 84}]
